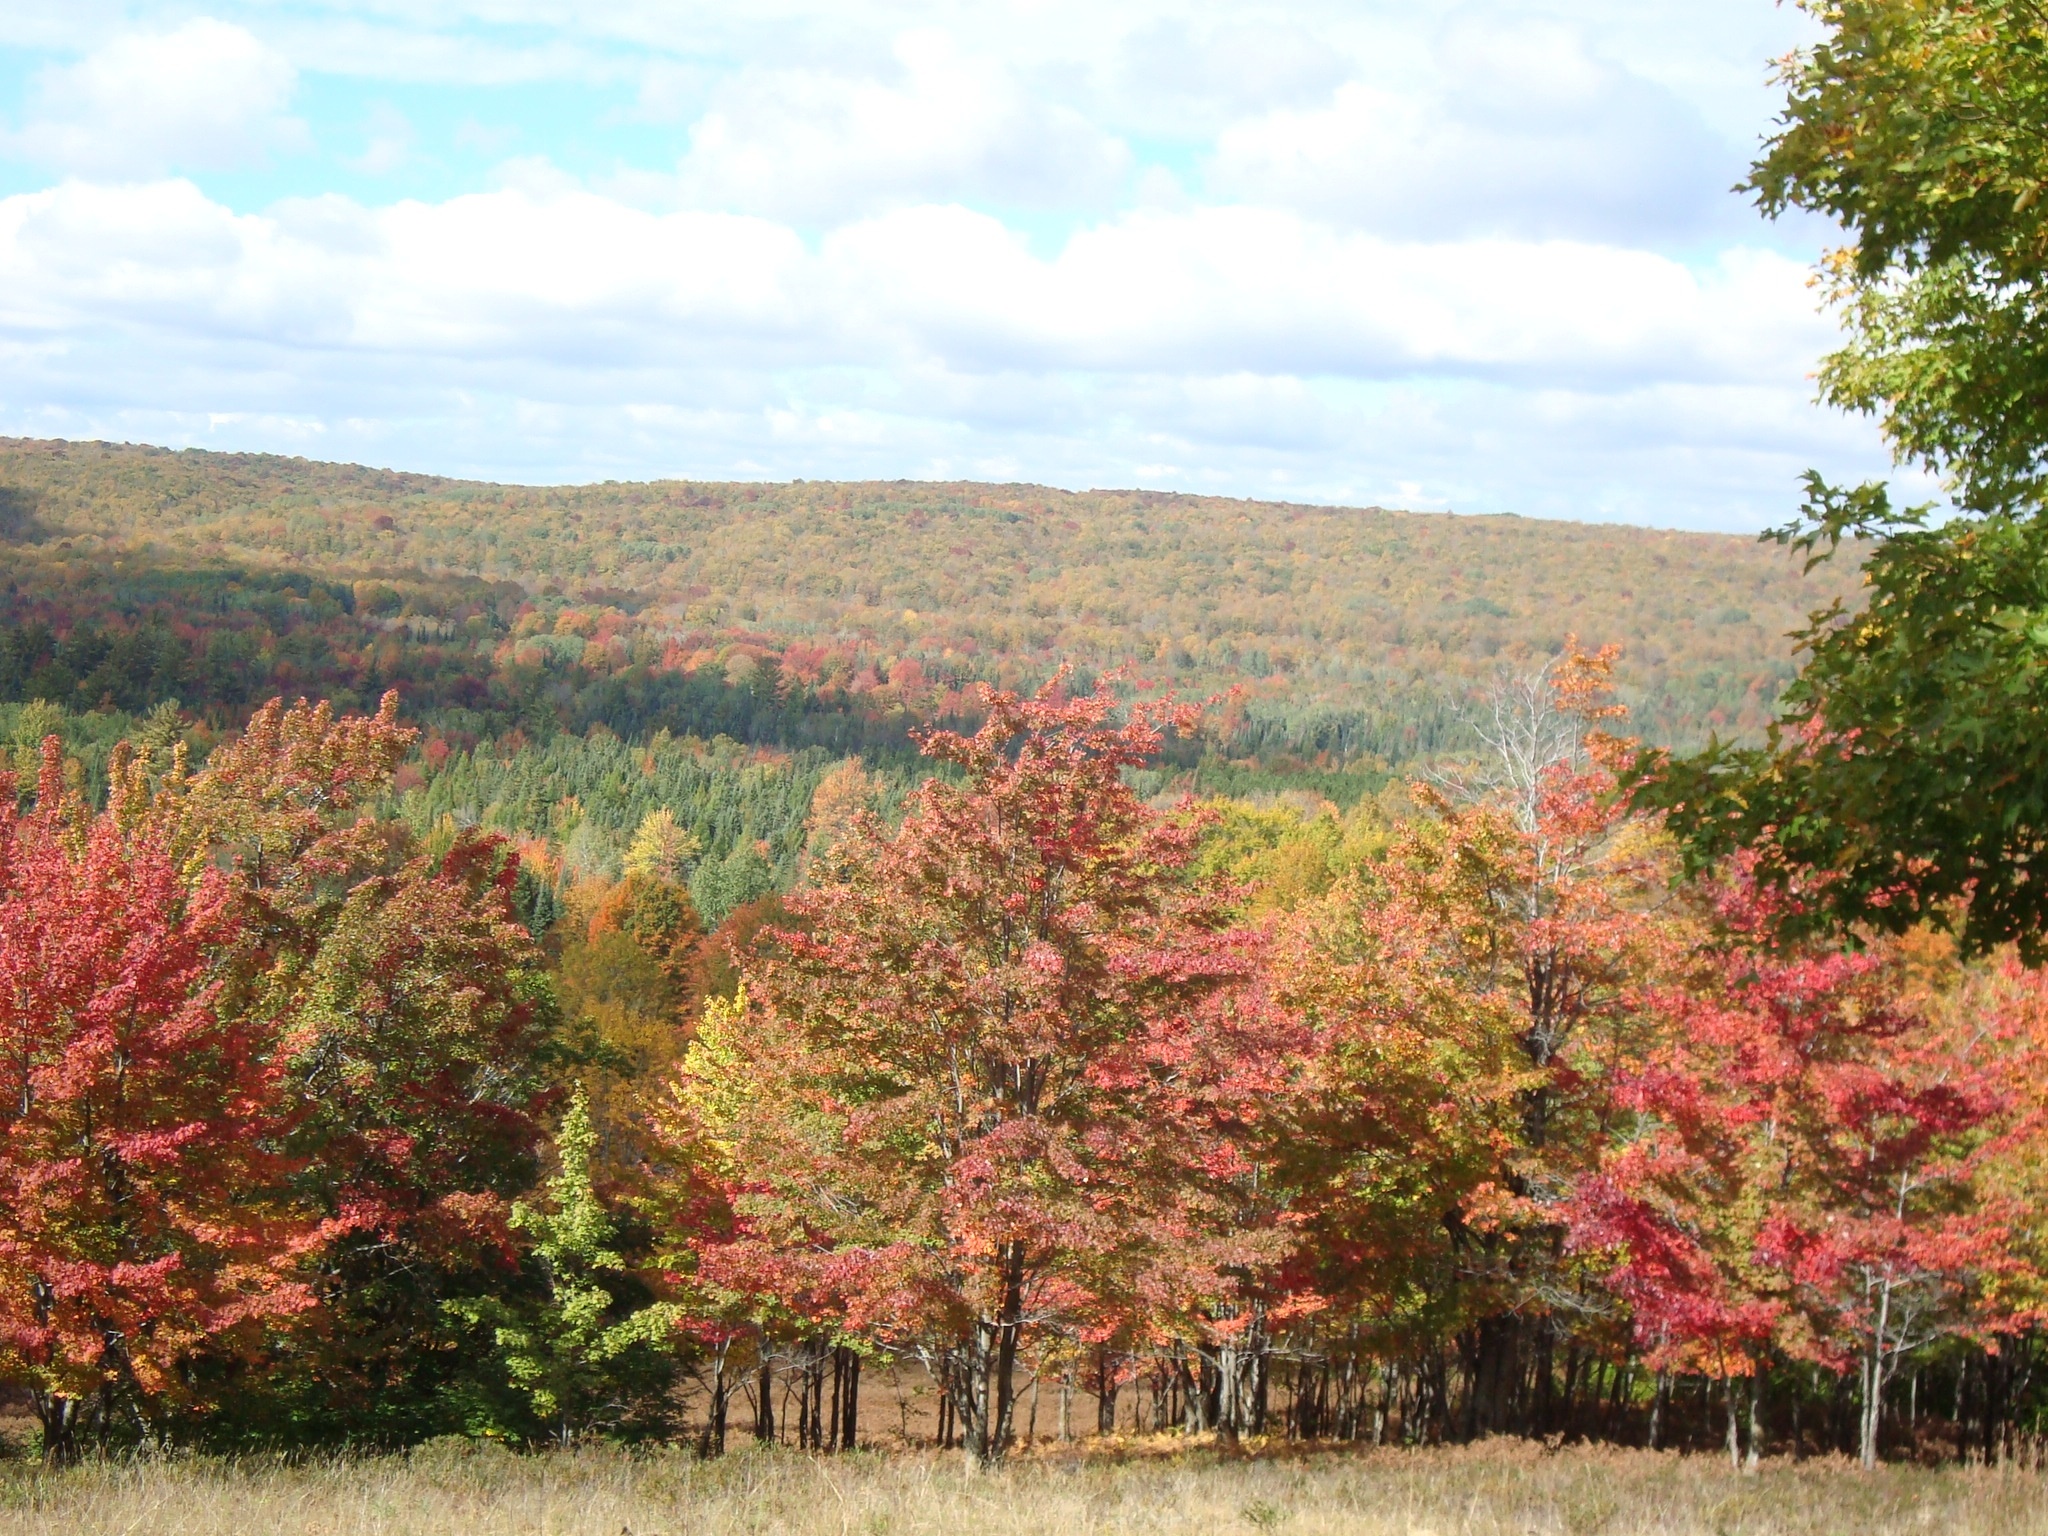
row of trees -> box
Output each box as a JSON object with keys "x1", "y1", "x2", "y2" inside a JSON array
[
  {"x1": 8, "y1": 653, "x2": 2037, "y2": 1468},
  {"x1": 642, "y1": 661, "x2": 2048, "y2": 1470}
]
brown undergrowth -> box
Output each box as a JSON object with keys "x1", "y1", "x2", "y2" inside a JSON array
[{"x1": 0, "y1": 1439, "x2": 2039, "y2": 1536}]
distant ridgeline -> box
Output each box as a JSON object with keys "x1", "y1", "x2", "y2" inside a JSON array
[{"x1": 0, "y1": 435, "x2": 1854, "y2": 757}]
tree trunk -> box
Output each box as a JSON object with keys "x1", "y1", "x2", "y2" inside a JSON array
[
  {"x1": 796, "y1": 1340, "x2": 823, "y2": 1450},
  {"x1": 1860, "y1": 1344, "x2": 1883, "y2": 1470},
  {"x1": 1724, "y1": 1376, "x2": 1741, "y2": 1471},
  {"x1": 950, "y1": 1332, "x2": 991, "y2": 1465},
  {"x1": 1558, "y1": 1344, "x2": 1580, "y2": 1442},
  {"x1": 1983, "y1": 1346, "x2": 2008, "y2": 1467},
  {"x1": 697, "y1": 1344, "x2": 730, "y2": 1458},
  {"x1": 952, "y1": 1243, "x2": 1029, "y2": 1470},
  {"x1": 1532, "y1": 1324, "x2": 1555, "y2": 1438},
  {"x1": 1215, "y1": 1344, "x2": 1239, "y2": 1446},
  {"x1": 1095, "y1": 1347, "x2": 1118, "y2": 1435},
  {"x1": 1746, "y1": 1368, "x2": 1765, "y2": 1474},
  {"x1": 837, "y1": 1347, "x2": 860, "y2": 1451},
  {"x1": 32, "y1": 1391, "x2": 79, "y2": 1467},
  {"x1": 1858, "y1": 1270, "x2": 1895, "y2": 1470},
  {"x1": 755, "y1": 1353, "x2": 776, "y2": 1444},
  {"x1": 1251, "y1": 1343, "x2": 1270, "y2": 1437},
  {"x1": 827, "y1": 1347, "x2": 843, "y2": 1451}
]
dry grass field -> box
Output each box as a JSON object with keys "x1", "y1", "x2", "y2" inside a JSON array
[{"x1": 0, "y1": 1439, "x2": 2039, "y2": 1536}]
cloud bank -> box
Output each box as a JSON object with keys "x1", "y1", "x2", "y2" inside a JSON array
[{"x1": 0, "y1": 3, "x2": 1888, "y2": 529}]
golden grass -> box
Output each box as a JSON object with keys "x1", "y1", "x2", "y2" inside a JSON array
[{"x1": 0, "y1": 1439, "x2": 2039, "y2": 1536}]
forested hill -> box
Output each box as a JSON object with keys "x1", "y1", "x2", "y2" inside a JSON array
[{"x1": 0, "y1": 436, "x2": 1856, "y2": 765}]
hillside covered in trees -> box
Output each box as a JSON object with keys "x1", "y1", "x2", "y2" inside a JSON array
[{"x1": 0, "y1": 437, "x2": 1853, "y2": 767}]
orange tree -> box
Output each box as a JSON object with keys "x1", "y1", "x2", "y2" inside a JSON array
[
  {"x1": 1271, "y1": 645, "x2": 1683, "y2": 1438},
  {"x1": 662, "y1": 677, "x2": 1297, "y2": 1467}
]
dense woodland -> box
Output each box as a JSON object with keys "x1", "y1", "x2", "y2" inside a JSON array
[
  {"x1": 2, "y1": 656, "x2": 2043, "y2": 1475},
  {"x1": 0, "y1": 453, "x2": 2033, "y2": 1472},
  {"x1": 0, "y1": 437, "x2": 1853, "y2": 764},
  {"x1": 10, "y1": 0, "x2": 2048, "y2": 1476}
]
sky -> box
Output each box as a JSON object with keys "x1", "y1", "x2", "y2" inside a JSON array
[{"x1": 0, "y1": 2, "x2": 1901, "y2": 530}]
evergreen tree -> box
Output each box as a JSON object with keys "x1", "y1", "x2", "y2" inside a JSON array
[{"x1": 447, "y1": 1091, "x2": 680, "y2": 1444}]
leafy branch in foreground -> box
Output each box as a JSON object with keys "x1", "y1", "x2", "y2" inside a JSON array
[
  {"x1": 1753, "y1": 1, "x2": 2048, "y2": 513},
  {"x1": 1631, "y1": 474, "x2": 2048, "y2": 958},
  {"x1": 1637, "y1": 2, "x2": 2048, "y2": 957}
]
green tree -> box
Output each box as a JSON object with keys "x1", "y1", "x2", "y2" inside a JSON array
[
  {"x1": 624, "y1": 807, "x2": 702, "y2": 885},
  {"x1": 1752, "y1": 1, "x2": 2048, "y2": 513},
  {"x1": 1637, "y1": 479, "x2": 2048, "y2": 956},
  {"x1": 448, "y1": 1090, "x2": 680, "y2": 1445},
  {"x1": 150, "y1": 694, "x2": 573, "y2": 1448},
  {"x1": 1637, "y1": 3, "x2": 2048, "y2": 957}
]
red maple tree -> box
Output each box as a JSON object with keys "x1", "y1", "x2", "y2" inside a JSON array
[
  {"x1": 1570, "y1": 871, "x2": 2020, "y2": 1467},
  {"x1": 0, "y1": 741, "x2": 315, "y2": 1459},
  {"x1": 665, "y1": 676, "x2": 1298, "y2": 1466}
]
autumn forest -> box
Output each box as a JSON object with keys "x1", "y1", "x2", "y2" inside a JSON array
[
  {"x1": 0, "y1": 425, "x2": 2034, "y2": 1479},
  {"x1": 6, "y1": 2, "x2": 2048, "y2": 1490}
]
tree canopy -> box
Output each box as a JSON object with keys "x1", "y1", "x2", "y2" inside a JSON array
[
  {"x1": 1637, "y1": 2, "x2": 2048, "y2": 957},
  {"x1": 1753, "y1": 0, "x2": 2048, "y2": 513}
]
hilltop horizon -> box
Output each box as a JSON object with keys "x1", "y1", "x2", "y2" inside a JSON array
[{"x1": 6, "y1": 433, "x2": 1771, "y2": 539}]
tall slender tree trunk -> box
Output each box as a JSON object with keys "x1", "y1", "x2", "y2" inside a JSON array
[
  {"x1": 1745, "y1": 1368, "x2": 1765, "y2": 1474},
  {"x1": 1983, "y1": 1346, "x2": 2009, "y2": 1466},
  {"x1": 1531, "y1": 1324, "x2": 1555, "y2": 1438},
  {"x1": 837, "y1": 1347, "x2": 860, "y2": 1450},
  {"x1": 827, "y1": 1347, "x2": 843, "y2": 1451},
  {"x1": 1095, "y1": 1346, "x2": 1118, "y2": 1435},
  {"x1": 755, "y1": 1351, "x2": 776, "y2": 1444},
  {"x1": 698, "y1": 1343, "x2": 730, "y2": 1458},
  {"x1": 1861, "y1": 1274, "x2": 1892, "y2": 1471},
  {"x1": 1245, "y1": 1343, "x2": 1261, "y2": 1441},
  {"x1": 955, "y1": 1241, "x2": 1029, "y2": 1470}
]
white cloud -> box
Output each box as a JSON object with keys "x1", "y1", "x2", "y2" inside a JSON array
[
  {"x1": 344, "y1": 103, "x2": 416, "y2": 177},
  {"x1": 0, "y1": 174, "x2": 1881, "y2": 528},
  {"x1": 2, "y1": 19, "x2": 305, "y2": 178},
  {"x1": 819, "y1": 205, "x2": 1822, "y2": 383},
  {"x1": 656, "y1": 31, "x2": 1133, "y2": 222},
  {"x1": 1210, "y1": 20, "x2": 1733, "y2": 243},
  {"x1": 0, "y1": 179, "x2": 1826, "y2": 384},
  {"x1": 1098, "y1": 15, "x2": 1354, "y2": 136},
  {"x1": 0, "y1": 2, "x2": 1874, "y2": 528}
]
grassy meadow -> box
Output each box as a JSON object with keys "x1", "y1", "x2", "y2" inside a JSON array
[{"x1": 0, "y1": 1441, "x2": 2041, "y2": 1536}]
